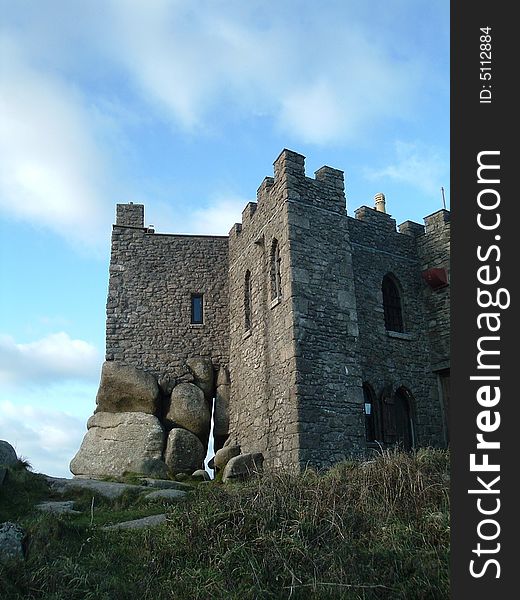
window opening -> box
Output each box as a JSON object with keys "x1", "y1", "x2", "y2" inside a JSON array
[
  {"x1": 191, "y1": 294, "x2": 204, "y2": 324},
  {"x1": 244, "y1": 270, "x2": 252, "y2": 331},
  {"x1": 271, "y1": 239, "x2": 282, "y2": 300},
  {"x1": 382, "y1": 274, "x2": 404, "y2": 332}
]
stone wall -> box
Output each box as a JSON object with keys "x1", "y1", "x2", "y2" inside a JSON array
[
  {"x1": 227, "y1": 151, "x2": 300, "y2": 470},
  {"x1": 349, "y1": 206, "x2": 444, "y2": 447},
  {"x1": 228, "y1": 150, "x2": 365, "y2": 471},
  {"x1": 105, "y1": 206, "x2": 229, "y2": 381},
  {"x1": 285, "y1": 157, "x2": 365, "y2": 468},
  {"x1": 416, "y1": 210, "x2": 451, "y2": 370}
]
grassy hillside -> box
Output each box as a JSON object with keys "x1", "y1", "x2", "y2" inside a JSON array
[{"x1": 0, "y1": 449, "x2": 449, "y2": 599}]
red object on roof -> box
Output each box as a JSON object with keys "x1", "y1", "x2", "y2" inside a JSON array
[{"x1": 422, "y1": 268, "x2": 449, "y2": 289}]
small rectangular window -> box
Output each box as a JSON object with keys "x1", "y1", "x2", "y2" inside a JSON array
[{"x1": 191, "y1": 294, "x2": 204, "y2": 324}]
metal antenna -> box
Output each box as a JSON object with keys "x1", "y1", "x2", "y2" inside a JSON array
[{"x1": 441, "y1": 187, "x2": 446, "y2": 210}]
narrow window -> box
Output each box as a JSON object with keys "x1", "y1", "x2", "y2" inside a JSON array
[
  {"x1": 271, "y1": 239, "x2": 282, "y2": 300},
  {"x1": 244, "y1": 270, "x2": 252, "y2": 331},
  {"x1": 363, "y1": 384, "x2": 377, "y2": 443},
  {"x1": 191, "y1": 293, "x2": 203, "y2": 324},
  {"x1": 382, "y1": 274, "x2": 404, "y2": 332}
]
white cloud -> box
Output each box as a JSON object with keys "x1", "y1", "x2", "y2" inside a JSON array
[
  {"x1": 147, "y1": 194, "x2": 250, "y2": 237},
  {"x1": 0, "y1": 332, "x2": 101, "y2": 385},
  {"x1": 0, "y1": 400, "x2": 86, "y2": 477},
  {"x1": 102, "y1": 1, "x2": 425, "y2": 143},
  {"x1": 0, "y1": 35, "x2": 112, "y2": 249},
  {"x1": 190, "y1": 196, "x2": 251, "y2": 236},
  {"x1": 0, "y1": 1, "x2": 446, "y2": 246},
  {"x1": 364, "y1": 141, "x2": 449, "y2": 198}
]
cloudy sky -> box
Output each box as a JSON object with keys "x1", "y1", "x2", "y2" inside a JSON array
[{"x1": 0, "y1": 0, "x2": 449, "y2": 477}]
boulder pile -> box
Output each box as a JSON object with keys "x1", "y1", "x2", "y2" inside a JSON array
[{"x1": 71, "y1": 357, "x2": 224, "y2": 479}]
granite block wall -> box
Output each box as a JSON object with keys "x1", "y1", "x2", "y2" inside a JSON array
[
  {"x1": 349, "y1": 206, "x2": 445, "y2": 447},
  {"x1": 285, "y1": 158, "x2": 365, "y2": 468},
  {"x1": 416, "y1": 210, "x2": 451, "y2": 370},
  {"x1": 227, "y1": 152, "x2": 300, "y2": 470},
  {"x1": 228, "y1": 150, "x2": 365, "y2": 470},
  {"x1": 105, "y1": 205, "x2": 229, "y2": 381}
]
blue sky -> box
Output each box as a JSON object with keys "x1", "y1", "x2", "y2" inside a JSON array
[{"x1": 0, "y1": 0, "x2": 449, "y2": 477}]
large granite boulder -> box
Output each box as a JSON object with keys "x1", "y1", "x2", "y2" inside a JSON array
[
  {"x1": 222, "y1": 452, "x2": 264, "y2": 483},
  {"x1": 186, "y1": 357, "x2": 214, "y2": 401},
  {"x1": 95, "y1": 361, "x2": 160, "y2": 415},
  {"x1": 214, "y1": 445, "x2": 241, "y2": 471},
  {"x1": 70, "y1": 412, "x2": 167, "y2": 479},
  {"x1": 165, "y1": 383, "x2": 210, "y2": 445},
  {"x1": 164, "y1": 428, "x2": 206, "y2": 475},
  {"x1": 0, "y1": 440, "x2": 17, "y2": 467}
]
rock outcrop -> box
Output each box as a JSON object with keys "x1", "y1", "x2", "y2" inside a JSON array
[
  {"x1": 0, "y1": 440, "x2": 17, "y2": 468},
  {"x1": 72, "y1": 356, "x2": 229, "y2": 480},
  {"x1": 70, "y1": 412, "x2": 167, "y2": 479},
  {"x1": 0, "y1": 440, "x2": 17, "y2": 485}
]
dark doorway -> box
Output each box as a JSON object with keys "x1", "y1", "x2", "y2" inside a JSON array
[{"x1": 394, "y1": 388, "x2": 415, "y2": 450}]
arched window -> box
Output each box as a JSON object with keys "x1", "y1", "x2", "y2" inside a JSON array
[
  {"x1": 382, "y1": 274, "x2": 404, "y2": 332},
  {"x1": 271, "y1": 239, "x2": 282, "y2": 300},
  {"x1": 363, "y1": 383, "x2": 378, "y2": 443},
  {"x1": 244, "y1": 270, "x2": 252, "y2": 331}
]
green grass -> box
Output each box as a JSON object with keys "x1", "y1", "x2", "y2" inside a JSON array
[
  {"x1": 0, "y1": 464, "x2": 50, "y2": 522},
  {"x1": 0, "y1": 449, "x2": 450, "y2": 599}
]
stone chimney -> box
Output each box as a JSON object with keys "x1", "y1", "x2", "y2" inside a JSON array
[{"x1": 374, "y1": 193, "x2": 386, "y2": 213}]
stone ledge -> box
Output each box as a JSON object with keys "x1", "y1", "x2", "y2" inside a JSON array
[
  {"x1": 270, "y1": 297, "x2": 282, "y2": 309},
  {"x1": 386, "y1": 331, "x2": 417, "y2": 341}
]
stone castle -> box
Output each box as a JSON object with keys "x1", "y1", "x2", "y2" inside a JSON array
[{"x1": 71, "y1": 149, "x2": 450, "y2": 478}]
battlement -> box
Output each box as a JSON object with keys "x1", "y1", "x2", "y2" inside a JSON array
[
  {"x1": 353, "y1": 197, "x2": 451, "y2": 242},
  {"x1": 424, "y1": 209, "x2": 450, "y2": 233},
  {"x1": 399, "y1": 220, "x2": 425, "y2": 237},
  {"x1": 272, "y1": 149, "x2": 345, "y2": 200},
  {"x1": 232, "y1": 149, "x2": 346, "y2": 240},
  {"x1": 354, "y1": 205, "x2": 397, "y2": 234},
  {"x1": 116, "y1": 203, "x2": 144, "y2": 228}
]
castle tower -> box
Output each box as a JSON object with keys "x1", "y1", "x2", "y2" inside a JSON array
[{"x1": 228, "y1": 150, "x2": 365, "y2": 470}]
